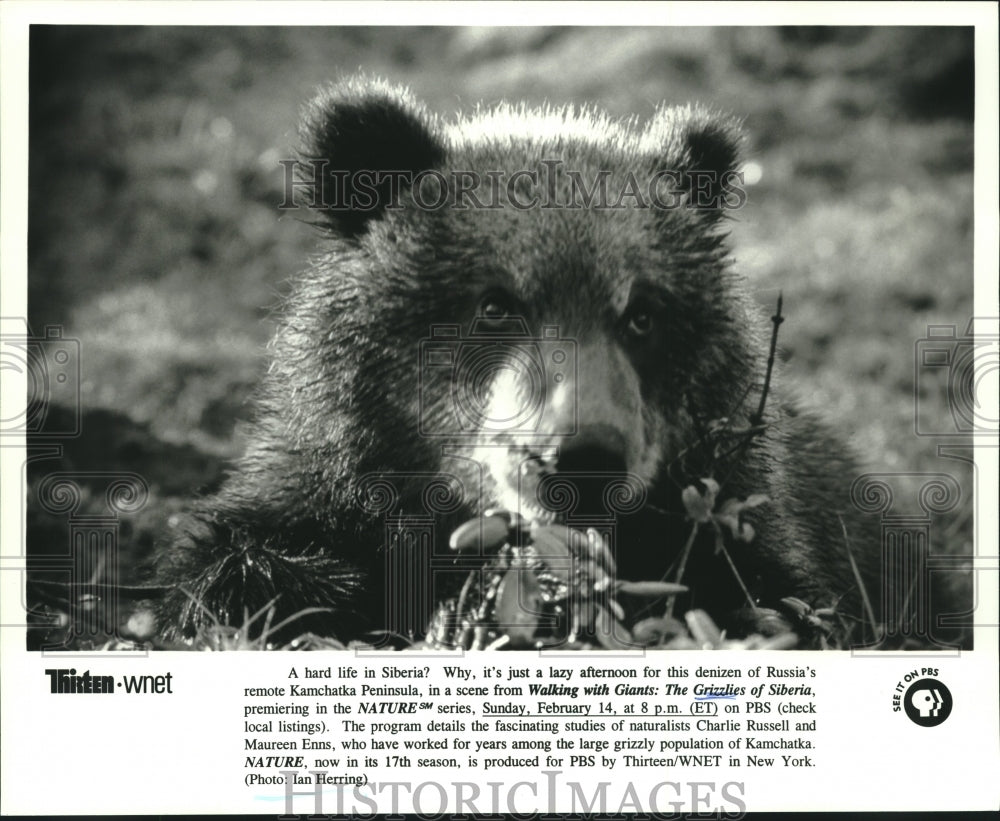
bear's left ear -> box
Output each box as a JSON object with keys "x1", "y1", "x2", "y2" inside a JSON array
[
  {"x1": 297, "y1": 77, "x2": 446, "y2": 237},
  {"x1": 646, "y1": 105, "x2": 745, "y2": 219}
]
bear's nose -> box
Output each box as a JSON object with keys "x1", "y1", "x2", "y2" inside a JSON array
[{"x1": 556, "y1": 425, "x2": 628, "y2": 475}]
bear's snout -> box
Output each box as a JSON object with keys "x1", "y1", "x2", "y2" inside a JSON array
[{"x1": 556, "y1": 424, "x2": 628, "y2": 475}]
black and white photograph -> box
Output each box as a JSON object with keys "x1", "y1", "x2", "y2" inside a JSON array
[{"x1": 2, "y1": 2, "x2": 997, "y2": 816}]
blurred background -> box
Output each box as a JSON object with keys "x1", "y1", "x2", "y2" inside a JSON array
[{"x1": 24, "y1": 26, "x2": 975, "y2": 630}]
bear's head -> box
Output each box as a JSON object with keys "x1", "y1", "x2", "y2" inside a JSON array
[{"x1": 283, "y1": 77, "x2": 757, "y2": 533}]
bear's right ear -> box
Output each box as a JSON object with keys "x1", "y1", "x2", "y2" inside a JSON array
[
  {"x1": 296, "y1": 78, "x2": 446, "y2": 237},
  {"x1": 645, "y1": 104, "x2": 745, "y2": 222}
]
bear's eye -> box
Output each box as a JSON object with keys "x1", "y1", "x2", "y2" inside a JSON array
[
  {"x1": 624, "y1": 306, "x2": 654, "y2": 338},
  {"x1": 481, "y1": 299, "x2": 509, "y2": 320},
  {"x1": 477, "y1": 291, "x2": 520, "y2": 326}
]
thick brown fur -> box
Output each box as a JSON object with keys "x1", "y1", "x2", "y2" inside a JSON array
[{"x1": 155, "y1": 76, "x2": 881, "y2": 645}]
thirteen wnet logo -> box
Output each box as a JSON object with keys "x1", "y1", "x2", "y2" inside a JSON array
[
  {"x1": 44, "y1": 668, "x2": 175, "y2": 694},
  {"x1": 45, "y1": 668, "x2": 115, "y2": 694}
]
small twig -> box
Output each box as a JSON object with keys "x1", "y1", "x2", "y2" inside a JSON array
[
  {"x1": 714, "y1": 532, "x2": 757, "y2": 610},
  {"x1": 454, "y1": 570, "x2": 477, "y2": 648},
  {"x1": 253, "y1": 606, "x2": 331, "y2": 639},
  {"x1": 839, "y1": 515, "x2": 879, "y2": 642},
  {"x1": 750, "y1": 291, "x2": 784, "y2": 427},
  {"x1": 665, "y1": 521, "x2": 701, "y2": 618},
  {"x1": 712, "y1": 424, "x2": 769, "y2": 440},
  {"x1": 714, "y1": 425, "x2": 770, "y2": 463},
  {"x1": 28, "y1": 579, "x2": 174, "y2": 597},
  {"x1": 484, "y1": 634, "x2": 510, "y2": 651},
  {"x1": 473, "y1": 623, "x2": 488, "y2": 650},
  {"x1": 455, "y1": 569, "x2": 476, "y2": 625},
  {"x1": 258, "y1": 606, "x2": 278, "y2": 648}
]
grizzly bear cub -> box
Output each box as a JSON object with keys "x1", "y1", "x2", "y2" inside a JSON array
[{"x1": 155, "y1": 77, "x2": 880, "y2": 647}]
